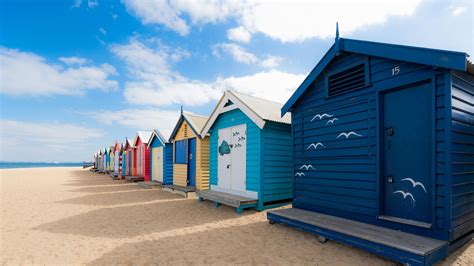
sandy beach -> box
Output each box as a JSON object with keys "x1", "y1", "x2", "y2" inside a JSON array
[{"x1": 1, "y1": 167, "x2": 472, "y2": 265}]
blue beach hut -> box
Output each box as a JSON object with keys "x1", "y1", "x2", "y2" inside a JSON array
[
  {"x1": 267, "y1": 34, "x2": 474, "y2": 265},
  {"x1": 147, "y1": 129, "x2": 174, "y2": 185},
  {"x1": 198, "y1": 91, "x2": 293, "y2": 213}
]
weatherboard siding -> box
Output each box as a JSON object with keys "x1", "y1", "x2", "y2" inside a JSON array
[
  {"x1": 209, "y1": 108, "x2": 261, "y2": 193},
  {"x1": 450, "y1": 71, "x2": 474, "y2": 241},
  {"x1": 261, "y1": 121, "x2": 293, "y2": 204},
  {"x1": 164, "y1": 144, "x2": 174, "y2": 185},
  {"x1": 290, "y1": 53, "x2": 448, "y2": 239}
]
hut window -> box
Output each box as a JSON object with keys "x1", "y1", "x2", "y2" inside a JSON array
[
  {"x1": 327, "y1": 62, "x2": 368, "y2": 96},
  {"x1": 175, "y1": 140, "x2": 187, "y2": 164}
]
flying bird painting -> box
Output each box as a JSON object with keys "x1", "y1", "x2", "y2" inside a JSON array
[
  {"x1": 337, "y1": 131, "x2": 362, "y2": 139},
  {"x1": 311, "y1": 113, "x2": 333, "y2": 122},
  {"x1": 393, "y1": 190, "x2": 416, "y2": 203},
  {"x1": 401, "y1": 177, "x2": 427, "y2": 193},
  {"x1": 299, "y1": 164, "x2": 315, "y2": 170},
  {"x1": 326, "y1": 118, "x2": 338, "y2": 125},
  {"x1": 295, "y1": 172, "x2": 305, "y2": 177},
  {"x1": 306, "y1": 142, "x2": 325, "y2": 150}
]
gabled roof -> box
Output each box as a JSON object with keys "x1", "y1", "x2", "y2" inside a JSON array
[
  {"x1": 201, "y1": 90, "x2": 291, "y2": 136},
  {"x1": 169, "y1": 112, "x2": 209, "y2": 141},
  {"x1": 133, "y1": 131, "x2": 152, "y2": 146},
  {"x1": 281, "y1": 37, "x2": 471, "y2": 115},
  {"x1": 147, "y1": 129, "x2": 168, "y2": 148},
  {"x1": 123, "y1": 137, "x2": 134, "y2": 150}
]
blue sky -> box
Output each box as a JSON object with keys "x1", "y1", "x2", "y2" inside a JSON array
[{"x1": 0, "y1": 0, "x2": 472, "y2": 162}]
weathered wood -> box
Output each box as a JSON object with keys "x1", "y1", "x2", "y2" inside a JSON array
[
  {"x1": 268, "y1": 208, "x2": 446, "y2": 256},
  {"x1": 137, "y1": 181, "x2": 162, "y2": 189},
  {"x1": 197, "y1": 190, "x2": 258, "y2": 209},
  {"x1": 125, "y1": 176, "x2": 144, "y2": 182}
]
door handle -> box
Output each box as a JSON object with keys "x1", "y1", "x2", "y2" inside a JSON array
[
  {"x1": 189, "y1": 154, "x2": 193, "y2": 160},
  {"x1": 386, "y1": 175, "x2": 394, "y2": 183},
  {"x1": 227, "y1": 164, "x2": 231, "y2": 169},
  {"x1": 384, "y1": 127, "x2": 394, "y2": 136}
]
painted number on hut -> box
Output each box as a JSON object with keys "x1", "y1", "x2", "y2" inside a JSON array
[{"x1": 392, "y1": 66, "x2": 400, "y2": 76}]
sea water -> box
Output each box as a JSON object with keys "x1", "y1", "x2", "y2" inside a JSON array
[{"x1": 0, "y1": 162, "x2": 83, "y2": 169}]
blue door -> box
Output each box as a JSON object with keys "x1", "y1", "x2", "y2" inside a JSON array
[
  {"x1": 187, "y1": 138, "x2": 196, "y2": 187},
  {"x1": 382, "y1": 82, "x2": 431, "y2": 223}
]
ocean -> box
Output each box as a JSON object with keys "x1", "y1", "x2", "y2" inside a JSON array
[{"x1": 0, "y1": 162, "x2": 84, "y2": 169}]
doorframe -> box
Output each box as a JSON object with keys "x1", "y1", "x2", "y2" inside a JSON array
[{"x1": 374, "y1": 72, "x2": 436, "y2": 228}]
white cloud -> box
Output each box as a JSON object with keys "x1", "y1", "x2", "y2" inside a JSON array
[
  {"x1": 110, "y1": 38, "x2": 221, "y2": 106},
  {"x1": 122, "y1": 0, "x2": 190, "y2": 35},
  {"x1": 260, "y1": 55, "x2": 283, "y2": 68},
  {"x1": 90, "y1": 108, "x2": 180, "y2": 139},
  {"x1": 212, "y1": 43, "x2": 282, "y2": 68},
  {"x1": 122, "y1": 0, "x2": 421, "y2": 43},
  {"x1": 99, "y1": 27, "x2": 107, "y2": 35},
  {"x1": 88, "y1": 0, "x2": 98, "y2": 8},
  {"x1": 227, "y1": 26, "x2": 251, "y2": 43},
  {"x1": 449, "y1": 4, "x2": 469, "y2": 16},
  {"x1": 215, "y1": 70, "x2": 306, "y2": 103},
  {"x1": 0, "y1": 47, "x2": 118, "y2": 96},
  {"x1": 112, "y1": 38, "x2": 301, "y2": 106},
  {"x1": 72, "y1": 0, "x2": 82, "y2": 8},
  {"x1": 58, "y1": 56, "x2": 88, "y2": 65},
  {"x1": 213, "y1": 43, "x2": 258, "y2": 64},
  {"x1": 0, "y1": 119, "x2": 104, "y2": 162}
]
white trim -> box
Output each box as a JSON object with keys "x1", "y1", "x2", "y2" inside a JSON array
[
  {"x1": 200, "y1": 91, "x2": 266, "y2": 137},
  {"x1": 210, "y1": 185, "x2": 258, "y2": 199}
]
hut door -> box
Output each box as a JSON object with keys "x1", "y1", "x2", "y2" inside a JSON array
[
  {"x1": 230, "y1": 124, "x2": 247, "y2": 192},
  {"x1": 382, "y1": 82, "x2": 431, "y2": 224},
  {"x1": 187, "y1": 138, "x2": 196, "y2": 187},
  {"x1": 218, "y1": 128, "x2": 232, "y2": 189},
  {"x1": 152, "y1": 147, "x2": 163, "y2": 182}
]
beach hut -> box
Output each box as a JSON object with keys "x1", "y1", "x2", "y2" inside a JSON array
[
  {"x1": 124, "y1": 138, "x2": 134, "y2": 176},
  {"x1": 113, "y1": 142, "x2": 122, "y2": 178},
  {"x1": 197, "y1": 91, "x2": 293, "y2": 213},
  {"x1": 104, "y1": 147, "x2": 110, "y2": 174},
  {"x1": 166, "y1": 111, "x2": 210, "y2": 197},
  {"x1": 146, "y1": 129, "x2": 173, "y2": 186},
  {"x1": 122, "y1": 145, "x2": 127, "y2": 177},
  {"x1": 108, "y1": 145, "x2": 115, "y2": 175},
  {"x1": 126, "y1": 131, "x2": 152, "y2": 182},
  {"x1": 267, "y1": 33, "x2": 474, "y2": 265}
]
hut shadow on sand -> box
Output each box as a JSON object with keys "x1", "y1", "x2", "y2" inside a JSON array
[
  {"x1": 88, "y1": 221, "x2": 394, "y2": 265},
  {"x1": 34, "y1": 195, "x2": 254, "y2": 239}
]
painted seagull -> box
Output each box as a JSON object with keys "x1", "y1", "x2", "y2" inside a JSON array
[
  {"x1": 401, "y1": 178, "x2": 427, "y2": 193},
  {"x1": 311, "y1": 113, "x2": 333, "y2": 122},
  {"x1": 326, "y1": 118, "x2": 338, "y2": 125},
  {"x1": 306, "y1": 142, "x2": 325, "y2": 150},
  {"x1": 295, "y1": 172, "x2": 305, "y2": 177},
  {"x1": 393, "y1": 190, "x2": 416, "y2": 202},
  {"x1": 300, "y1": 164, "x2": 315, "y2": 170},
  {"x1": 337, "y1": 131, "x2": 362, "y2": 139}
]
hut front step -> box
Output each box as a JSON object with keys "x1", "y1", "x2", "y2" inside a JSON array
[
  {"x1": 197, "y1": 190, "x2": 258, "y2": 214},
  {"x1": 125, "y1": 175, "x2": 144, "y2": 182},
  {"x1": 267, "y1": 208, "x2": 448, "y2": 266},
  {"x1": 162, "y1": 185, "x2": 196, "y2": 198}
]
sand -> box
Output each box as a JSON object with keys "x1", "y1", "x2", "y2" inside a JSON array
[{"x1": 0, "y1": 167, "x2": 472, "y2": 265}]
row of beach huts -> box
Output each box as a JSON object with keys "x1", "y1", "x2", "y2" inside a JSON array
[{"x1": 89, "y1": 36, "x2": 473, "y2": 265}]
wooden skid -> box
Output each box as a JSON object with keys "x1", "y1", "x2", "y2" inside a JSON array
[
  {"x1": 125, "y1": 176, "x2": 144, "y2": 182},
  {"x1": 267, "y1": 208, "x2": 449, "y2": 266},
  {"x1": 137, "y1": 181, "x2": 162, "y2": 189},
  {"x1": 197, "y1": 190, "x2": 258, "y2": 214}
]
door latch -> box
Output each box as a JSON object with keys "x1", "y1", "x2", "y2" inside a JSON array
[
  {"x1": 385, "y1": 127, "x2": 394, "y2": 136},
  {"x1": 226, "y1": 164, "x2": 231, "y2": 169},
  {"x1": 189, "y1": 154, "x2": 193, "y2": 160},
  {"x1": 386, "y1": 175, "x2": 394, "y2": 183}
]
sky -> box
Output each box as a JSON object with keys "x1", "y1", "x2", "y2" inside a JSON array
[{"x1": 0, "y1": 0, "x2": 472, "y2": 162}]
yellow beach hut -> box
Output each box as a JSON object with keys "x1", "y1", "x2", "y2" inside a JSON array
[{"x1": 166, "y1": 111, "x2": 210, "y2": 197}]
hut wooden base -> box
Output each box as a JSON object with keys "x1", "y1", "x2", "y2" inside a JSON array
[
  {"x1": 163, "y1": 185, "x2": 196, "y2": 198},
  {"x1": 137, "y1": 181, "x2": 162, "y2": 189},
  {"x1": 268, "y1": 208, "x2": 449, "y2": 266},
  {"x1": 197, "y1": 190, "x2": 258, "y2": 214},
  {"x1": 125, "y1": 175, "x2": 144, "y2": 182}
]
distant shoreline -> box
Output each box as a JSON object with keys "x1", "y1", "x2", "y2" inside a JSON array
[{"x1": 0, "y1": 162, "x2": 83, "y2": 169}]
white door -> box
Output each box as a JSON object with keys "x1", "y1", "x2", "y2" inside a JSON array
[
  {"x1": 217, "y1": 127, "x2": 232, "y2": 189},
  {"x1": 230, "y1": 124, "x2": 246, "y2": 191},
  {"x1": 152, "y1": 147, "x2": 164, "y2": 182},
  {"x1": 114, "y1": 151, "x2": 119, "y2": 173}
]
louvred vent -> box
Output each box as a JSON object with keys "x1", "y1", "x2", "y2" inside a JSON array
[{"x1": 328, "y1": 63, "x2": 366, "y2": 96}]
